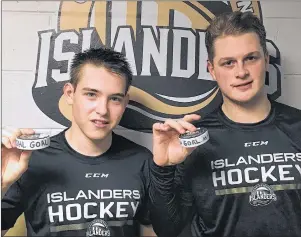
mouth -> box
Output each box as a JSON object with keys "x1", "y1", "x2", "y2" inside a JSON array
[
  {"x1": 232, "y1": 81, "x2": 254, "y2": 92},
  {"x1": 91, "y1": 119, "x2": 110, "y2": 128},
  {"x1": 233, "y1": 81, "x2": 253, "y2": 88}
]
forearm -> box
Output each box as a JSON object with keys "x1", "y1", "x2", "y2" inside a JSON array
[{"x1": 149, "y1": 160, "x2": 193, "y2": 237}]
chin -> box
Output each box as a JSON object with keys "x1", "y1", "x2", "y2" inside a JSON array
[
  {"x1": 225, "y1": 94, "x2": 251, "y2": 104},
  {"x1": 86, "y1": 130, "x2": 110, "y2": 141},
  {"x1": 228, "y1": 90, "x2": 260, "y2": 103},
  {"x1": 231, "y1": 95, "x2": 260, "y2": 105},
  {"x1": 236, "y1": 97, "x2": 253, "y2": 103}
]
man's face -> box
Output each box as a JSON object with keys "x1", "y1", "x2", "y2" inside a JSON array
[
  {"x1": 208, "y1": 32, "x2": 269, "y2": 104},
  {"x1": 66, "y1": 64, "x2": 129, "y2": 140}
]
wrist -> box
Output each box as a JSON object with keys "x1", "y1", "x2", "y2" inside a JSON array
[
  {"x1": 150, "y1": 160, "x2": 176, "y2": 188},
  {"x1": 153, "y1": 160, "x2": 171, "y2": 167},
  {"x1": 153, "y1": 157, "x2": 178, "y2": 167},
  {"x1": 151, "y1": 159, "x2": 176, "y2": 171},
  {"x1": 1, "y1": 186, "x2": 10, "y2": 199}
]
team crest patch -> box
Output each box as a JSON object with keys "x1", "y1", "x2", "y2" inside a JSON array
[
  {"x1": 249, "y1": 183, "x2": 277, "y2": 206},
  {"x1": 86, "y1": 219, "x2": 110, "y2": 237}
]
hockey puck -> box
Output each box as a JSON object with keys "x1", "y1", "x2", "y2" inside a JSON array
[
  {"x1": 16, "y1": 133, "x2": 50, "y2": 150},
  {"x1": 179, "y1": 127, "x2": 209, "y2": 148}
]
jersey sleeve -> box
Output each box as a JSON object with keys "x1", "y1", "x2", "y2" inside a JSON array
[
  {"x1": 149, "y1": 153, "x2": 195, "y2": 237},
  {"x1": 274, "y1": 101, "x2": 301, "y2": 149},
  {"x1": 1, "y1": 150, "x2": 40, "y2": 231},
  {"x1": 1, "y1": 180, "x2": 27, "y2": 230},
  {"x1": 134, "y1": 150, "x2": 153, "y2": 226}
]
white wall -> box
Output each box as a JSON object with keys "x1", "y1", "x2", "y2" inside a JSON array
[
  {"x1": 2, "y1": 1, "x2": 63, "y2": 138},
  {"x1": 261, "y1": 1, "x2": 301, "y2": 109}
]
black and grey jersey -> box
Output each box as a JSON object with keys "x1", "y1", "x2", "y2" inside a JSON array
[
  {"x1": 150, "y1": 100, "x2": 301, "y2": 237},
  {"x1": 2, "y1": 131, "x2": 152, "y2": 236}
]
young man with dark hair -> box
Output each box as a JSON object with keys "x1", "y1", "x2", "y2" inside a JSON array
[
  {"x1": 149, "y1": 11, "x2": 301, "y2": 237},
  {"x1": 2, "y1": 47, "x2": 155, "y2": 236}
]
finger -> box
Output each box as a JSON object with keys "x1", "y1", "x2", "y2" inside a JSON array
[
  {"x1": 164, "y1": 119, "x2": 186, "y2": 134},
  {"x1": 153, "y1": 122, "x2": 172, "y2": 132},
  {"x1": 1, "y1": 136, "x2": 13, "y2": 149},
  {"x1": 9, "y1": 128, "x2": 35, "y2": 148},
  {"x1": 153, "y1": 122, "x2": 162, "y2": 132},
  {"x1": 183, "y1": 114, "x2": 201, "y2": 123},
  {"x1": 18, "y1": 150, "x2": 33, "y2": 173},
  {"x1": 2, "y1": 126, "x2": 15, "y2": 147},
  {"x1": 2, "y1": 126, "x2": 20, "y2": 145},
  {"x1": 8, "y1": 129, "x2": 23, "y2": 148},
  {"x1": 183, "y1": 146, "x2": 198, "y2": 156},
  {"x1": 160, "y1": 123, "x2": 174, "y2": 132},
  {"x1": 153, "y1": 123, "x2": 174, "y2": 134},
  {"x1": 177, "y1": 120, "x2": 197, "y2": 132},
  {"x1": 20, "y1": 128, "x2": 35, "y2": 135}
]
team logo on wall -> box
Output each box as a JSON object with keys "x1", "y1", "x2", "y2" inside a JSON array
[{"x1": 33, "y1": 1, "x2": 281, "y2": 131}]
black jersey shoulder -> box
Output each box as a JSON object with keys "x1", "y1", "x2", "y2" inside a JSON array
[
  {"x1": 111, "y1": 132, "x2": 153, "y2": 161},
  {"x1": 272, "y1": 101, "x2": 301, "y2": 148},
  {"x1": 192, "y1": 107, "x2": 222, "y2": 129},
  {"x1": 273, "y1": 100, "x2": 301, "y2": 123}
]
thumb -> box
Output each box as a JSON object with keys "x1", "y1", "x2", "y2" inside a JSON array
[
  {"x1": 18, "y1": 150, "x2": 33, "y2": 173},
  {"x1": 182, "y1": 146, "x2": 197, "y2": 157},
  {"x1": 182, "y1": 114, "x2": 201, "y2": 123}
]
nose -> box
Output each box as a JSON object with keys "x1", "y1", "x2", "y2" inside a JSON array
[
  {"x1": 235, "y1": 61, "x2": 249, "y2": 79},
  {"x1": 95, "y1": 98, "x2": 108, "y2": 116}
]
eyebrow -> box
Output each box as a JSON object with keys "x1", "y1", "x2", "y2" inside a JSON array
[
  {"x1": 218, "y1": 51, "x2": 261, "y2": 63},
  {"x1": 82, "y1": 87, "x2": 125, "y2": 97}
]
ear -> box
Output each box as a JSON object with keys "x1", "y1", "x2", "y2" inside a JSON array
[
  {"x1": 63, "y1": 83, "x2": 75, "y2": 105},
  {"x1": 207, "y1": 60, "x2": 217, "y2": 81}
]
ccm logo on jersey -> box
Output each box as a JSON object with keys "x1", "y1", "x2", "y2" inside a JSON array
[
  {"x1": 245, "y1": 141, "x2": 268, "y2": 147},
  {"x1": 85, "y1": 173, "x2": 109, "y2": 178}
]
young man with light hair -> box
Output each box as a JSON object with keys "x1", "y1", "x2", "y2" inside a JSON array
[{"x1": 150, "y1": 11, "x2": 301, "y2": 237}]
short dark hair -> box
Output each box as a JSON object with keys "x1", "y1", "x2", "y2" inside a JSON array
[
  {"x1": 205, "y1": 11, "x2": 268, "y2": 63},
  {"x1": 70, "y1": 47, "x2": 133, "y2": 93}
]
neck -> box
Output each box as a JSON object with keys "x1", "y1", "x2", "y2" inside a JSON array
[
  {"x1": 65, "y1": 124, "x2": 112, "y2": 157},
  {"x1": 222, "y1": 95, "x2": 271, "y2": 124}
]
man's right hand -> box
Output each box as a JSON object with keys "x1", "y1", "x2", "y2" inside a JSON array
[
  {"x1": 1, "y1": 127, "x2": 35, "y2": 197},
  {"x1": 152, "y1": 114, "x2": 201, "y2": 167}
]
